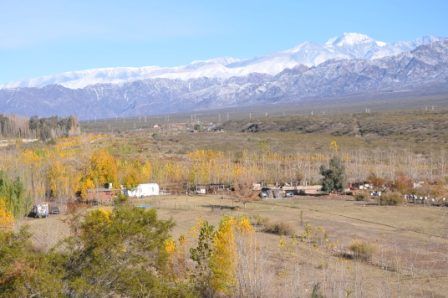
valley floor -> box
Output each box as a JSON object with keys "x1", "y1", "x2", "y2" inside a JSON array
[{"x1": 19, "y1": 195, "x2": 448, "y2": 297}]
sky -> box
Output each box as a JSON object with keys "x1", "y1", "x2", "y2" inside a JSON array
[{"x1": 1, "y1": 0, "x2": 447, "y2": 84}]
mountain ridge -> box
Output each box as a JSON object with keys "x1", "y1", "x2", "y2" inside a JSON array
[
  {"x1": 1, "y1": 33, "x2": 443, "y2": 89},
  {"x1": 1, "y1": 39, "x2": 447, "y2": 120}
]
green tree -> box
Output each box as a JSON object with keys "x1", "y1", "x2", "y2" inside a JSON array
[
  {"x1": 0, "y1": 171, "x2": 31, "y2": 218},
  {"x1": 320, "y1": 156, "x2": 346, "y2": 193},
  {"x1": 0, "y1": 228, "x2": 63, "y2": 297},
  {"x1": 61, "y1": 206, "x2": 194, "y2": 297},
  {"x1": 190, "y1": 221, "x2": 215, "y2": 297}
]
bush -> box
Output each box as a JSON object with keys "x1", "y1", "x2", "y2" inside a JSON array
[
  {"x1": 354, "y1": 193, "x2": 367, "y2": 201},
  {"x1": 377, "y1": 192, "x2": 404, "y2": 206},
  {"x1": 367, "y1": 172, "x2": 385, "y2": 188},
  {"x1": 349, "y1": 240, "x2": 376, "y2": 261},
  {"x1": 250, "y1": 214, "x2": 270, "y2": 227},
  {"x1": 301, "y1": 224, "x2": 330, "y2": 248},
  {"x1": 114, "y1": 193, "x2": 128, "y2": 205},
  {"x1": 392, "y1": 173, "x2": 413, "y2": 193},
  {"x1": 263, "y1": 221, "x2": 294, "y2": 236}
]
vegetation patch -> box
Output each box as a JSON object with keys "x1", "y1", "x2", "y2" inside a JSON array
[
  {"x1": 262, "y1": 221, "x2": 295, "y2": 236},
  {"x1": 354, "y1": 192, "x2": 368, "y2": 201},
  {"x1": 348, "y1": 239, "x2": 376, "y2": 262},
  {"x1": 377, "y1": 192, "x2": 405, "y2": 206}
]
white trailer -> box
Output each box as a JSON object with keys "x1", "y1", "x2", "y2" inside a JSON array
[
  {"x1": 126, "y1": 183, "x2": 160, "y2": 198},
  {"x1": 30, "y1": 203, "x2": 49, "y2": 218}
]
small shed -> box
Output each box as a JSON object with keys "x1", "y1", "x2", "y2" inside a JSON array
[{"x1": 195, "y1": 186, "x2": 207, "y2": 195}]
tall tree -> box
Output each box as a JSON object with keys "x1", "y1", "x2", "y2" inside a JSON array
[
  {"x1": 62, "y1": 206, "x2": 193, "y2": 297},
  {"x1": 88, "y1": 149, "x2": 118, "y2": 187},
  {"x1": 320, "y1": 156, "x2": 346, "y2": 193},
  {"x1": 0, "y1": 171, "x2": 30, "y2": 218}
]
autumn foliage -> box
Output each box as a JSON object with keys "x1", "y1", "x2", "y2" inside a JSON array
[
  {"x1": 0, "y1": 199, "x2": 13, "y2": 230},
  {"x1": 79, "y1": 149, "x2": 118, "y2": 198},
  {"x1": 189, "y1": 216, "x2": 254, "y2": 296}
]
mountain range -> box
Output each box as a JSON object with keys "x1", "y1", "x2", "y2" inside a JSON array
[{"x1": 0, "y1": 33, "x2": 447, "y2": 120}]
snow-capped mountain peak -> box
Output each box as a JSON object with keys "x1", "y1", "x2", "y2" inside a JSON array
[
  {"x1": 1, "y1": 39, "x2": 447, "y2": 120},
  {"x1": 190, "y1": 57, "x2": 240, "y2": 66},
  {"x1": 0, "y1": 33, "x2": 444, "y2": 89},
  {"x1": 326, "y1": 32, "x2": 385, "y2": 47}
]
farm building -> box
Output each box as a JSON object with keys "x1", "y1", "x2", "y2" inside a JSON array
[
  {"x1": 207, "y1": 183, "x2": 231, "y2": 194},
  {"x1": 259, "y1": 184, "x2": 323, "y2": 199},
  {"x1": 195, "y1": 185, "x2": 207, "y2": 195},
  {"x1": 187, "y1": 184, "x2": 231, "y2": 195},
  {"x1": 349, "y1": 182, "x2": 373, "y2": 190},
  {"x1": 126, "y1": 183, "x2": 160, "y2": 198},
  {"x1": 86, "y1": 187, "x2": 119, "y2": 204},
  {"x1": 296, "y1": 185, "x2": 323, "y2": 194}
]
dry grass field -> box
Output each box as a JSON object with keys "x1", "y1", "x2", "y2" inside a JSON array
[{"x1": 19, "y1": 195, "x2": 448, "y2": 297}]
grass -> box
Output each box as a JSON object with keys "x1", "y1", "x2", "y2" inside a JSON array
[{"x1": 16, "y1": 195, "x2": 448, "y2": 296}]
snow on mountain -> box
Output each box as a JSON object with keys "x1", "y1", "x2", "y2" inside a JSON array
[
  {"x1": 1, "y1": 39, "x2": 447, "y2": 119},
  {"x1": 0, "y1": 33, "x2": 443, "y2": 89}
]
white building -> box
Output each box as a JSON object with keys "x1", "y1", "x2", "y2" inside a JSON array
[{"x1": 126, "y1": 183, "x2": 160, "y2": 198}]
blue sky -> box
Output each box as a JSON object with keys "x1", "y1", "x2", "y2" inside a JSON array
[{"x1": 1, "y1": 0, "x2": 447, "y2": 84}]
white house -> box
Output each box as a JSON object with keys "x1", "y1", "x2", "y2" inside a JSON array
[{"x1": 126, "y1": 183, "x2": 160, "y2": 198}]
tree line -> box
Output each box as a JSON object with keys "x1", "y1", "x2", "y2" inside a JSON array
[
  {"x1": 0, "y1": 114, "x2": 80, "y2": 141},
  {"x1": 0, "y1": 134, "x2": 446, "y2": 221}
]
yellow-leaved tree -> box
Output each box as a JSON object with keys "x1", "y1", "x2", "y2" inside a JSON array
[
  {"x1": 0, "y1": 198, "x2": 14, "y2": 230},
  {"x1": 89, "y1": 149, "x2": 118, "y2": 186},
  {"x1": 166, "y1": 234, "x2": 188, "y2": 279},
  {"x1": 119, "y1": 159, "x2": 155, "y2": 190},
  {"x1": 119, "y1": 160, "x2": 140, "y2": 189},
  {"x1": 141, "y1": 161, "x2": 152, "y2": 182},
  {"x1": 209, "y1": 216, "x2": 237, "y2": 294},
  {"x1": 46, "y1": 159, "x2": 67, "y2": 199},
  {"x1": 22, "y1": 148, "x2": 44, "y2": 199},
  {"x1": 187, "y1": 150, "x2": 223, "y2": 185},
  {"x1": 78, "y1": 149, "x2": 118, "y2": 199},
  {"x1": 190, "y1": 216, "x2": 254, "y2": 296}
]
